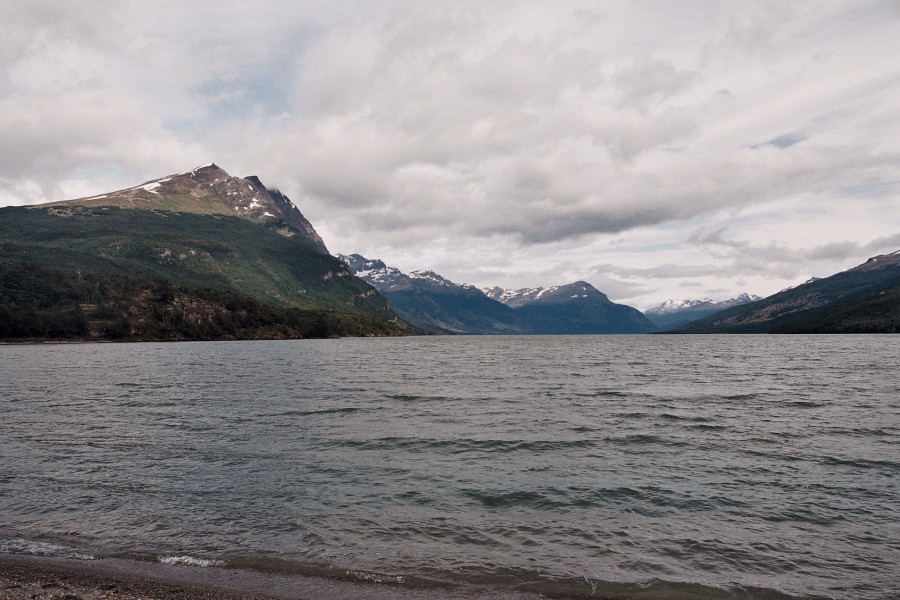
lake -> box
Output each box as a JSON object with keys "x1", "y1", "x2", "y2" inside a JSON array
[{"x1": 1, "y1": 335, "x2": 898, "y2": 599}]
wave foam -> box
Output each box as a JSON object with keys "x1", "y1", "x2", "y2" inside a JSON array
[
  {"x1": 346, "y1": 570, "x2": 405, "y2": 584},
  {"x1": 0, "y1": 537, "x2": 95, "y2": 560},
  {"x1": 158, "y1": 554, "x2": 225, "y2": 568}
]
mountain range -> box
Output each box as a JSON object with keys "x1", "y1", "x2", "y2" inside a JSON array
[
  {"x1": 1, "y1": 163, "x2": 897, "y2": 340},
  {"x1": 672, "y1": 251, "x2": 900, "y2": 333},
  {"x1": 341, "y1": 254, "x2": 657, "y2": 334},
  {"x1": 643, "y1": 294, "x2": 762, "y2": 330}
]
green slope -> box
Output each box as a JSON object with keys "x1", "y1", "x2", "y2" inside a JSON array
[
  {"x1": 769, "y1": 285, "x2": 900, "y2": 333},
  {"x1": 0, "y1": 205, "x2": 405, "y2": 341}
]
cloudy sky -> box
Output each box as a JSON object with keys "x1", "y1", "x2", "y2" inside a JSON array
[{"x1": 2, "y1": 1, "x2": 899, "y2": 308}]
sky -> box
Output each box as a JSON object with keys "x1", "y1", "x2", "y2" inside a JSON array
[{"x1": 1, "y1": 1, "x2": 899, "y2": 309}]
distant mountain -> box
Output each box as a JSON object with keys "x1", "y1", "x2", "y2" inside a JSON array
[
  {"x1": 343, "y1": 255, "x2": 656, "y2": 334},
  {"x1": 0, "y1": 165, "x2": 407, "y2": 341},
  {"x1": 482, "y1": 286, "x2": 556, "y2": 308},
  {"x1": 487, "y1": 282, "x2": 657, "y2": 334},
  {"x1": 644, "y1": 293, "x2": 761, "y2": 330},
  {"x1": 675, "y1": 251, "x2": 900, "y2": 333},
  {"x1": 340, "y1": 254, "x2": 520, "y2": 333}
]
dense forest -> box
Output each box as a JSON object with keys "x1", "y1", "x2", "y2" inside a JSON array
[{"x1": 0, "y1": 262, "x2": 404, "y2": 342}]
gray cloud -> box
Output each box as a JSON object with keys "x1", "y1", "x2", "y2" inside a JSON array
[
  {"x1": 1, "y1": 1, "x2": 898, "y2": 304},
  {"x1": 753, "y1": 132, "x2": 809, "y2": 149}
]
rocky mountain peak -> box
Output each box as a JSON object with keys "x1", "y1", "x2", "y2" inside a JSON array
[
  {"x1": 484, "y1": 281, "x2": 609, "y2": 307},
  {"x1": 852, "y1": 250, "x2": 900, "y2": 272},
  {"x1": 53, "y1": 163, "x2": 329, "y2": 254},
  {"x1": 338, "y1": 254, "x2": 406, "y2": 288},
  {"x1": 409, "y1": 270, "x2": 456, "y2": 287},
  {"x1": 482, "y1": 286, "x2": 549, "y2": 308}
]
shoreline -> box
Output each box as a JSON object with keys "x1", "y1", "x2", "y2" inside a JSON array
[{"x1": 0, "y1": 554, "x2": 565, "y2": 600}]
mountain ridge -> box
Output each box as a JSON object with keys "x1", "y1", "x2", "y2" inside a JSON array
[
  {"x1": 674, "y1": 251, "x2": 900, "y2": 333},
  {"x1": 49, "y1": 163, "x2": 329, "y2": 253},
  {"x1": 644, "y1": 293, "x2": 762, "y2": 330},
  {"x1": 482, "y1": 284, "x2": 612, "y2": 308},
  {"x1": 341, "y1": 254, "x2": 656, "y2": 334}
]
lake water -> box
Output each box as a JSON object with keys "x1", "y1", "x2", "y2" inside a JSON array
[{"x1": 1, "y1": 335, "x2": 898, "y2": 599}]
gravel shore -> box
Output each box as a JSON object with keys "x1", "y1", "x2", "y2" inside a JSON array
[
  {"x1": 0, "y1": 555, "x2": 276, "y2": 600},
  {"x1": 0, "y1": 554, "x2": 560, "y2": 600}
]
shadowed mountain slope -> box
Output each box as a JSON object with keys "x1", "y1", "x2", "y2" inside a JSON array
[
  {"x1": 342, "y1": 254, "x2": 656, "y2": 334},
  {"x1": 674, "y1": 251, "x2": 900, "y2": 333}
]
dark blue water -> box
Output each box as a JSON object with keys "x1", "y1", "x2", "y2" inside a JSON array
[{"x1": 1, "y1": 336, "x2": 898, "y2": 599}]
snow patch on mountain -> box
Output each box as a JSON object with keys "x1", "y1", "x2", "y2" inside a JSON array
[
  {"x1": 482, "y1": 286, "x2": 557, "y2": 308},
  {"x1": 339, "y1": 254, "x2": 407, "y2": 287},
  {"x1": 645, "y1": 298, "x2": 715, "y2": 315},
  {"x1": 645, "y1": 293, "x2": 762, "y2": 315},
  {"x1": 483, "y1": 283, "x2": 607, "y2": 307}
]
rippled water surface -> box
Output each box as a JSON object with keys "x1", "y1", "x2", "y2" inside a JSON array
[{"x1": 1, "y1": 336, "x2": 898, "y2": 599}]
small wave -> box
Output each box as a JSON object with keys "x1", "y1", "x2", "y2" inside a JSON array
[
  {"x1": 608, "y1": 433, "x2": 689, "y2": 448},
  {"x1": 273, "y1": 406, "x2": 361, "y2": 417},
  {"x1": 720, "y1": 393, "x2": 762, "y2": 401},
  {"x1": 345, "y1": 570, "x2": 405, "y2": 584},
  {"x1": 613, "y1": 411, "x2": 651, "y2": 419},
  {"x1": 333, "y1": 436, "x2": 596, "y2": 454},
  {"x1": 825, "y1": 426, "x2": 893, "y2": 437},
  {"x1": 466, "y1": 486, "x2": 660, "y2": 510},
  {"x1": 595, "y1": 390, "x2": 635, "y2": 398},
  {"x1": 822, "y1": 456, "x2": 899, "y2": 472},
  {"x1": 383, "y1": 393, "x2": 425, "y2": 402},
  {"x1": 568, "y1": 425, "x2": 600, "y2": 433},
  {"x1": 158, "y1": 555, "x2": 225, "y2": 567},
  {"x1": 690, "y1": 423, "x2": 729, "y2": 430},
  {"x1": 0, "y1": 537, "x2": 95, "y2": 560},
  {"x1": 464, "y1": 489, "x2": 562, "y2": 509},
  {"x1": 660, "y1": 412, "x2": 711, "y2": 422},
  {"x1": 786, "y1": 400, "x2": 826, "y2": 408}
]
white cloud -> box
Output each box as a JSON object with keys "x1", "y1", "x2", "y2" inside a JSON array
[{"x1": 1, "y1": 0, "x2": 898, "y2": 305}]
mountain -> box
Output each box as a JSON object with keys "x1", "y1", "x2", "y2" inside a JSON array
[
  {"x1": 643, "y1": 293, "x2": 761, "y2": 330},
  {"x1": 487, "y1": 282, "x2": 657, "y2": 334},
  {"x1": 343, "y1": 255, "x2": 656, "y2": 334},
  {"x1": 482, "y1": 286, "x2": 555, "y2": 308},
  {"x1": 674, "y1": 251, "x2": 900, "y2": 333},
  {"x1": 340, "y1": 254, "x2": 521, "y2": 333},
  {"x1": 48, "y1": 163, "x2": 329, "y2": 253},
  {"x1": 0, "y1": 165, "x2": 406, "y2": 341}
]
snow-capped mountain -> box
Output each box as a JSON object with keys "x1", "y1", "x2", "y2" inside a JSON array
[
  {"x1": 482, "y1": 286, "x2": 554, "y2": 308},
  {"x1": 483, "y1": 283, "x2": 614, "y2": 309},
  {"x1": 645, "y1": 293, "x2": 761, "y2": 315},
  {"x1": 645, "y1": 298, "x2": 715, "y2": 314},
  {"x1": 339, "y1": 254, "x2": 405, "y2": 287},
  {"x1": 505, "y1": 281, "x2": 654, "y2": 334},
  {"x1": 340, "y1": 254, "x2": 520, "y2": 333},
  {"x1": 643, "y1": 293, "x2": 761, "y2": 329},
  {"x1": 343, "y1": 255, "x2": 656, "y2": 334},
  {"x1": 409, "y1": 270, "x2": 477, "y2": 288}
]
